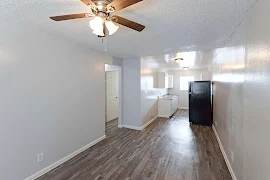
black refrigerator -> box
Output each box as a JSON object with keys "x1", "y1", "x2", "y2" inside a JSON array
[{"x1": 189, "y1": 81, "x2": 213, "y2": 126}]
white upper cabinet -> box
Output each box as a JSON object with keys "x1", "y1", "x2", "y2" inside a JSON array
[
  {"x1": 157, "y1": 72, "x2": 173, "y2": 89},
  {"x1": 168, "y1": 75, "x2": 174, "y2": 88},
  {"x1": 158, "y1": 72, "x2": 168, "y2": 88}
]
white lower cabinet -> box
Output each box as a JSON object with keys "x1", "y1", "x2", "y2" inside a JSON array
[{"x1": 158, "y1": 95, "x2": 179, "y2": 118}]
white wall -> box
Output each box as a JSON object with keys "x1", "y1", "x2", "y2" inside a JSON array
[
  {"x1": 168, "y1": 69, "x2": 211, "y2": 109},
  {"x1": 0, "y1": 22, "x2": 116, "y2": 180},
  {"x1": 211, "y1": 0, "x2": 270, "y2": 179},
  {"x1": 141, "y1": 61, "x2": 168, "y2": 125}
]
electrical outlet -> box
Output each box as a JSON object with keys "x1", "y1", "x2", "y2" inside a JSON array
[
  {"x1": 37, "y1": 153, "x2": 44, "y2": 163},
  {"x1": 215, "y1": 121, "x2": 218, "y2": 127},
  {"x1": 231, "y1": 151, "x2": 234, "y2": 162}
]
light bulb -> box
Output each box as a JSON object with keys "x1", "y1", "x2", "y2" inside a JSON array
[
  {"x1": 89, "y1": 17, "x2": 104, "y2": 36},
  {"x1": 92, "y1": 29, "x2": 104, "y2": 36},
  {"x1": 105, "y1": 21, "x2": 119, "y2": 35},
  {"x1": 89, "y1": 16, "x2": 104, "y2": 30},
  {"x1": 89, "y1": 16, "x2": 103, "y2": 30}
]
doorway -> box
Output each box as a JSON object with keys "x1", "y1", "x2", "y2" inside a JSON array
[
  {"x1": 106, "y1": 71, "x2": 119, "y2": 121},
  {"x1": 105, "y1": 64, "x2": 122, "y2": 135}
]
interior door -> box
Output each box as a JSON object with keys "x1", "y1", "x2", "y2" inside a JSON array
[{"x1": 106, "y1": 71, "x2": 119, "y2": 122}]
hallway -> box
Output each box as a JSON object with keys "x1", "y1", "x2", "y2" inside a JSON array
[{"x1": 38, "y1": 110, "x2": 231, "y2": 180}]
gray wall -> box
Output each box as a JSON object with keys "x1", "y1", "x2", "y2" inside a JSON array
[
  {"x1": 111, "y1": 57, "x2": 123, "y2": 67},
  {"x1": 0, "y1": 23, "x2": 115, "y2": 180},
  {"x1": 122, "y1": 59, "x2": 142, "y2": 127},
  {"x1": 141, "y1": 60, "x2": 168, "y2": 126},
  {"x1": 123, "y1": 59, "x2": 169, "y2": 128},
  {"x1": 211, "y1": 0, "x2": 270, "y2": 179}
]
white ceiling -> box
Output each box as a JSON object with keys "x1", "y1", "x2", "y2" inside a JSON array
[{"x1": 0, "y1": 0, "x2": 256, "y2": 59}]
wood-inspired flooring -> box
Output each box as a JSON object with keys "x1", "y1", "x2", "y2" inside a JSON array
[
  {"x1": 37, "y1": 110, "x2": 231, "y2": 180},
  {"x1": 105, "y1": 118, "x2": 118, "y2": 136}
]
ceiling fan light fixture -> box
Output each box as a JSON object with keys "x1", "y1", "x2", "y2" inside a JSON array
[
  {"x1": 50, "y1": 0, "x2": 145, "y2": 38},
  {"x1": 89, "y1": 16, "x2": 104, "y2": 36},
  {"x1": 105, "y1": 21, "x2": 119, "y2": 35},
  {"x1": 175, "y1": 58, "x2": 184, "y2": 63},
  {"x1": 92, "y1": 29, "x2": 104, "y2": 36}
]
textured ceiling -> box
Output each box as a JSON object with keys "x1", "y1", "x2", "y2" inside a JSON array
[{"x1": 0, "y1": 0, "x2": 256, "y2": 59}]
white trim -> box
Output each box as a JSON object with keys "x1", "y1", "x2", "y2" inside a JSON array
[
  {"x1": 178, "y1": 107, "x2": 189, "y2": 110},
  {"x1": 24, "y1": 135, "x2": 106, "y2": 180},
  {"x1": 212, "y1": 126, "x2": 237, "y2": 180},
  {"x1": 141, "y1": 116, "x2": 158, "y2": 130},
  {"x1": 123, "y1": 116, "x2": 159, "y2": 131},
  {"x1": 122, "y1": 125, "x2": 141, "y2": 131}
]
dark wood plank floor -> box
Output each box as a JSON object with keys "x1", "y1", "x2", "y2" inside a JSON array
[
  {"x1": 105, "y1": 118, "x2": 118, "y2": 136},
  {"x1": 38, "y1": 110, "x2": 231, "y2": 180}
]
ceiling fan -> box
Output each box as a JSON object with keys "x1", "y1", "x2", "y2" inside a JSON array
[{"x1": 50, "y1": 0, "x2": 145, "y2": 37}]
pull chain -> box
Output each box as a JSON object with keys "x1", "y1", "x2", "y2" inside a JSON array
[{"x1": 102, "y1": 37, "x2": 107, "y2": 52}]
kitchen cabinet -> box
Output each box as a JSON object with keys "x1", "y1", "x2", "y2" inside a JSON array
[
  {"x1": 158, "y1": 95, "x2": 179, "y2": 118},
  {"x1": 158, "y1": 72, "x2": 168, "y2": 88},
  {"x1": 168, "y1": 75, "x2": 174, "y2": 88}
]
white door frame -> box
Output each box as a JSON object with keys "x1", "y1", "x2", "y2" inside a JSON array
[{"x1": 105, "y1": 64, "x2": 122, "y2": 128}]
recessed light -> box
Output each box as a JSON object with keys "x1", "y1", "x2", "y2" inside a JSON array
[
  {"x1": 175, "y1": 58, "x2": 184, "y2": 63},
  {"x1": 183, "y1": 67, "x2": 189, "y2": 70}
]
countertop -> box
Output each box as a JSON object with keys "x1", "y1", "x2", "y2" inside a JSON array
[{"x1": 159, "y1": 94, "x2": 178, "y2": 100}]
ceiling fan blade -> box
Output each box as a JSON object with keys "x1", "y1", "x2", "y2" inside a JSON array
[
  {"x1": 50, "y1": 13, "x2": 94, "y2": 21},
  {"x1": 112, "y1": 15, "x2": 145, "y2": 32},
  {"x1": 108, "y1": 0, "x2": 143, "y2": 12},
  {"x1": 81, "y1": 0, "x2": 96, "y2": 7}
]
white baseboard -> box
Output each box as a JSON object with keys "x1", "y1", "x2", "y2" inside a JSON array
[
  {"x1": 158, "y1": 115, "x2": 170, "y2": 118},
  {"x1": 141, "y1": 116, "x2": 158, "y2": 130},
  {"x1": 178, "y1": 107, "x2": 189, "y2": 110},
  {"x1": 122, "y1": 125, "x2": 141, "y2": 131},
  {"x1": 24, "y1": 135, "x2": 106, "y2": 180},
  {"x1": 118, "y1": 125, "x2": 123, "y2": 128},
  {"x1": 212, "y1": 126, "x2": 237, "y2": 180},
  {"x1": 123, "y1": 116, "x2": 158, "y2": 131}
]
